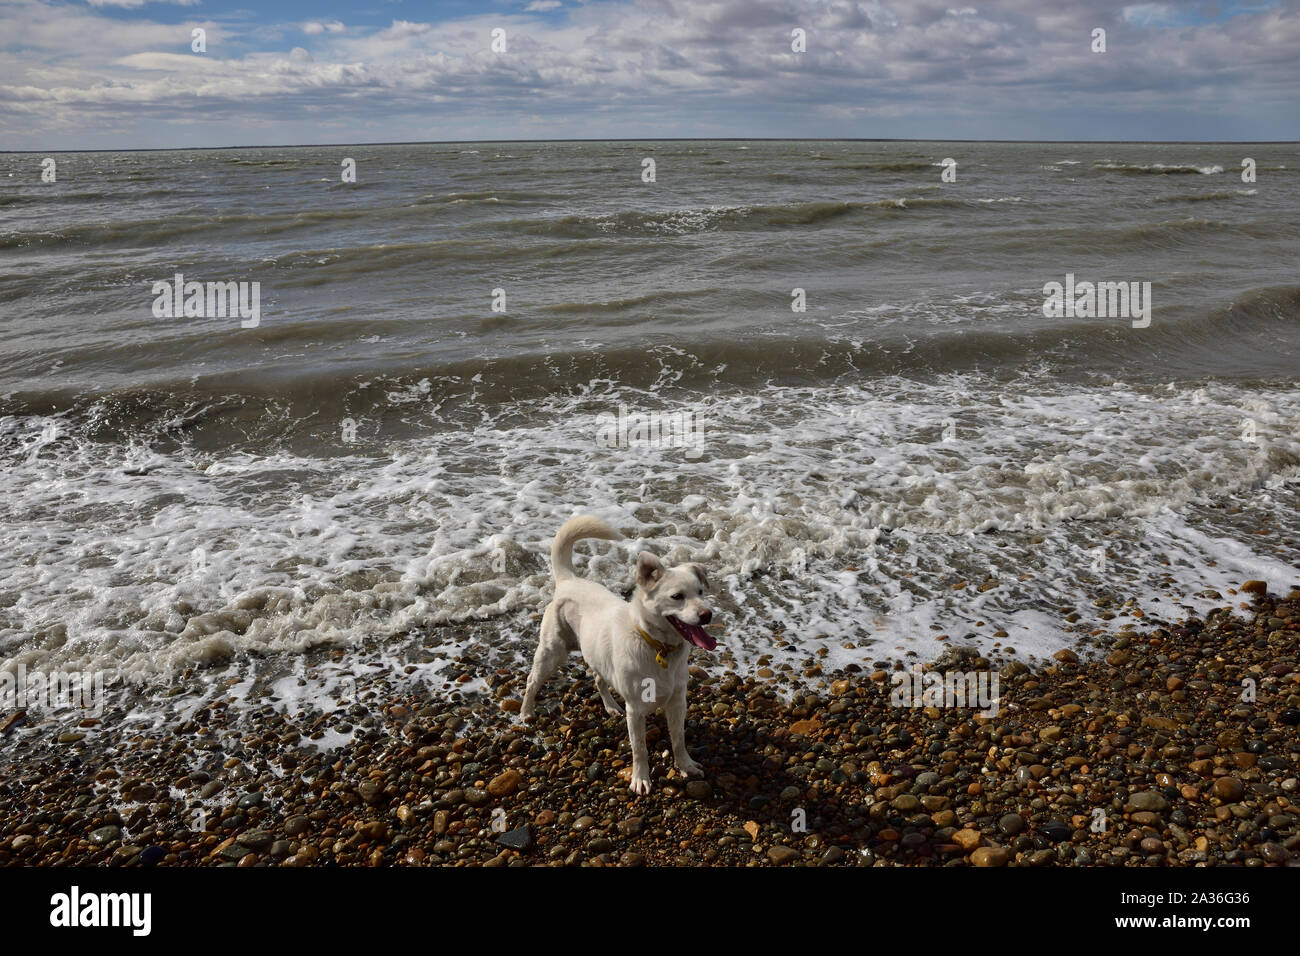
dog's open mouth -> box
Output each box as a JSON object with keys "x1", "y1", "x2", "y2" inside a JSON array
[{"x1": 667, "y1": 615, "x2": 716, "y2": 651}]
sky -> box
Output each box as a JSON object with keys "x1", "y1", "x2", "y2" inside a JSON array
[{"x1": 2, "y1": 0, "x2": 1297, "y2": 149}]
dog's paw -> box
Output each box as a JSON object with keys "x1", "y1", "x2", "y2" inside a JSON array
[
  {"x1": 604, "y1": 704, "x2": 624, "y2": 718},
  {"x1": 629, "y1": 774, "x2": 652, "y2": 796},
  {"x1": 675, "y1": 758, "x2": 703, "y2": 778}
]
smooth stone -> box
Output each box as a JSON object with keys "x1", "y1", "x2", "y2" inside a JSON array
[
  {"x1": 1259, "y1": 844, "x2": 1288, "y2": 863},
  {"x1": 1212, "y1": 777, "x2": 1245, "y2": 802},
  {"x1": 488, "y1": 770, "x2": 522, "y2": 797},
  {"x1": 1039, "y1": 821, "x2": 1072, "y2": 843},
  {"x1": 89, "y1": 825, "x2": 122, "y2": 845},
  {"x1": 767, "y1": 846, "x2": 798, "y2": 865},
  {"x1": 139, "y1": 845, "x2": 166, "y2": 866},
  {"x1": 497, "y1": 825, "x2": 534, "y2": 851},
  {"x1": 237, "y1": 830, "x2": 273, "y2": 850},
  {"x1": 1129, "y1": 791, "x2": 1168, "y2": 812}
]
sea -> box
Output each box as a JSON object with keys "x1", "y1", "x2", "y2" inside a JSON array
[{"x1": 2, "y1": 140, "x2": 1298, "y2": 719}]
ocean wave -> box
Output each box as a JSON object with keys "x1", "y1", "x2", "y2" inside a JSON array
[
  {"x1": 225, "y1": 158, "x2": 304, "y2": 168},
  {"x1": 1106, "y1": 216, "x2": 1284, "y2": 246},
  {"x1": 491, "y1": 196, "x2": 979, "y2": 238},
  {"x1": 2, "y1": 373, "x2": 1298, "y2": 686},
  {"x1": 1094, "y1": 162, "x2": 1224, "y2": 175},
  {"x1": 0, "y1": 190, "x2": 558, "y2": 250},
  {"x1": 1151, "y1": 189, "x2": 1255, "y2": 203},
  {"x1": 8, "y1": 282, "x2": 1299, "y2": 446},
  {"x1": 826, "y1": 161, "x2": 938, "y2": 172}
]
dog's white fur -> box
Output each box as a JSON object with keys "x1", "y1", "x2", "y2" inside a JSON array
[{"x1": 519, "y1": 516, "x2": 714, "y2": 795}]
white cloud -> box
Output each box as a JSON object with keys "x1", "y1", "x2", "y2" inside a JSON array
[
  {"x1": 303, "y1": 20, "x2": 346, "y2": 35},
  {"x1": 526, "y1": 1, "x2": 563, "y2": 10},
  {"x1": 84, "y1": 0, "x2": 199, "y2": 6},
  {"x1": 1, "y1": 0, "x2": 1297, "y2": 146},
  {"x1": 381, "y1": 19, "x2": 434, "y2": 39}
]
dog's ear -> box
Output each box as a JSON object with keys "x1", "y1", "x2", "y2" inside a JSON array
[
  {"x1": 635, "y1": 551, "x2": 664, "y2": 589},
  {"x1": 687, "y1": 563, "x2": 709, "y2": 591}
]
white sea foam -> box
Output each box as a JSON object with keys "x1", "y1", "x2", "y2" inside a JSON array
[
  {"x1": 1, "y1": 373, "x2": 1297, "y2": 711},
  {"x1": 1095, "y1": 162, "x2": 1225, "y2": 175}
]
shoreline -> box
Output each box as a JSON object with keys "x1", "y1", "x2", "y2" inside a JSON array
[{"x1": 1, "y1": 583, "x2": 1297, "y2": 867}]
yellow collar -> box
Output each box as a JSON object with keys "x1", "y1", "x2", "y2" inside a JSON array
[{"x1": 635, "y1": 627, "x2": 681, "y2": 668}]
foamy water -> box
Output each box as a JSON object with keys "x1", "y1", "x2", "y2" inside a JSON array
[
  {"x1": 2, "y1": 140, "x2": 1298, "y2": 716},
  {"x1": 3, "y1": 370, "x2": 1297, "y2": 701}
]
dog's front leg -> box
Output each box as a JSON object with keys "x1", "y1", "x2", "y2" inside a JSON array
[
  {"x1": 625, "y1": 705, "x2": 652, "y2": 795},
  {"x1": 666, "y1": 689, "x2": 702, "y2": 778}
]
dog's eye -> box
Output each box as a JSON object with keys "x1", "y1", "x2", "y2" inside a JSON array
[{"x1": 671, "y1": 592, "x2": 684, "y2": 600}]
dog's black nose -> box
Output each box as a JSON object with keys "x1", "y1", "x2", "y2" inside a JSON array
[{"x1": 699, "y1": 609, "x2": 712, "y2": 625}]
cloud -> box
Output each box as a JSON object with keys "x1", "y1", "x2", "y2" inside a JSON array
[
  {"x1": 303, "y1": 20, "x2": 346, "y2": 36},
  {"x1": 525, "y1": 1, "x2": 563, "y2": 10},
  {"x1": 83, "y1": 0, "x2": 200, "y2": 7},
  {"x1": 1, "y1": 0, "x2": 1296, "y2": 147}
]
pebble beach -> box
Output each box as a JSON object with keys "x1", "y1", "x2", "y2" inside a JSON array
[{"x1": 2, "y1": 582, "x2": 1298, "y2": 869}]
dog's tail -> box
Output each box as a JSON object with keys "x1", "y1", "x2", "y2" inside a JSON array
[{"x1": 551, "y1": 515, "x2": 622, "y2": 583}]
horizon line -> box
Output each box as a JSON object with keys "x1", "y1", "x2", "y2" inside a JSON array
[{"x1": 4, "y1": 136, "x2": 1298, "y2": 154}]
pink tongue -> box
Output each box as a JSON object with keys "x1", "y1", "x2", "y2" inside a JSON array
[{"x1": 672, "y1": 618, "x2": 717, "y2": 651}]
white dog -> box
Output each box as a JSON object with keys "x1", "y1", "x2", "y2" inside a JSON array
[{"x1": 519, "y1": 515, "x2": 717, "y2": 794}]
